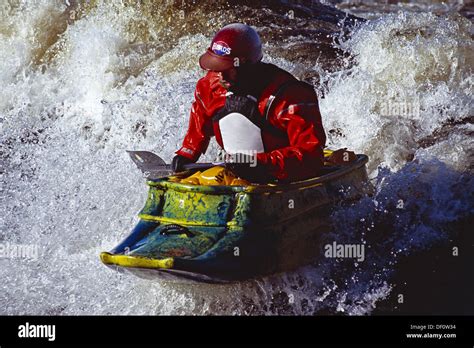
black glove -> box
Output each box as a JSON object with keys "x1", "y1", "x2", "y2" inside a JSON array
[
  {"x1": 171, "y1": 155, "x2": 195, "y2": 173},
  {"x1": 226, "y1": 153, "x2": 271, "y2": 183}
]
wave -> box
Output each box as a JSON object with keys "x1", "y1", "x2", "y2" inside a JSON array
[{"x1": 0, "y1": 0, "x2": 472, "y2": 315}]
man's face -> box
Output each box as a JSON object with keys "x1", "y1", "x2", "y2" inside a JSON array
[{"x1": 218, "y1": 67, "x2": 238, "y2": 89}]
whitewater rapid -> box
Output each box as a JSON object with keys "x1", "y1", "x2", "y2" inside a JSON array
[{"x1": 1, "y1": 0, "x2": 472, "y2": 315}]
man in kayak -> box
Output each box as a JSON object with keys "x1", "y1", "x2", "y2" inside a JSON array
[{"x1": 172, "y1": 23, "x2": 326, "y2": 183}]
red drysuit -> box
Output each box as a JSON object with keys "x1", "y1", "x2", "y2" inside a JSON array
[{"x1": 176, "y1": 63, "x2": 326, "y2": 182}]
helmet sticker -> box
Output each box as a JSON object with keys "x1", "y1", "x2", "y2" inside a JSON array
[{"x1": 212, "y1": 41, "x2": 232, "y2": 56}]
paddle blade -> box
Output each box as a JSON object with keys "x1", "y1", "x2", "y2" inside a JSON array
[{"x1": 127, "y1": 150, "x2": 173, "y2": 179}]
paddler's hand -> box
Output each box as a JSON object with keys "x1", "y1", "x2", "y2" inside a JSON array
[
  {"x1": 226, "y1": 153, "x2": 271, "y2": 183},
  {"x1": 171, "y1": 155, "x2": 195, "y2": 173}
]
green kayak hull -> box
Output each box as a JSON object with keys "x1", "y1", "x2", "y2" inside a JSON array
[{"x1": 100, "y1": 155, "x2": 370, "y2": 283}]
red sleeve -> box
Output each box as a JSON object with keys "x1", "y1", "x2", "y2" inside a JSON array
[
  {"x1": 176, "y1": 80, "x2": 213, "y2": 161},
  {"x1": 257, "y1": 83, "x2": 326, "y2": 181}
]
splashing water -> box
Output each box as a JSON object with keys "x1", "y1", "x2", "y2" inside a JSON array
[{"x1": 1, "y1": 0, "x2": 472, "y2": 315}]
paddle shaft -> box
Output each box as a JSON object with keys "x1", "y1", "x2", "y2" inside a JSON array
[{"x1": 182, "y1": 162, "x2": 225, "y2": 171}]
